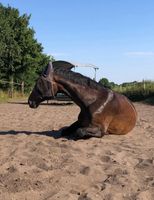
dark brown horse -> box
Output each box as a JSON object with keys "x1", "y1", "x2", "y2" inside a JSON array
[{"x1": 28, "y1": 61, "x2": 137, "y2": 138}]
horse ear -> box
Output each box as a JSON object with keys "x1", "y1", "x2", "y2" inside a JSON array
[
  {"x1": 43, "y1": 62, "x2": 53, "y2": 77},
  {"x1": 52, "y1": 60, "x2": 75, "y2": 70}
]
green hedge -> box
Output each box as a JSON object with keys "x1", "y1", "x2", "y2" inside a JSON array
[{"x1": 113, "y1": 81, "x2": 154, "y2": 102}]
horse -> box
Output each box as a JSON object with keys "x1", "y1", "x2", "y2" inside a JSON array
[{"x1": 28, "y1": 60, "x2": 137, "y2": 139}]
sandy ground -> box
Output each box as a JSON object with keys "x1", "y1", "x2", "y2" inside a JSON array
[{"x1": 0, "y1": 101, "x2": 153, "y2": 200}]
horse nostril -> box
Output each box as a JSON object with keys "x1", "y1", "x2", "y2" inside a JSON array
[
  {"x1": 28, "y1": 100, "x2": 34, "y2": 107},
  {"x1": 28, "y1": 100, "x2": 38, "y2": 108},
  {"x1": 28, "y1": 100, "x2": 32, "y2": 106}
]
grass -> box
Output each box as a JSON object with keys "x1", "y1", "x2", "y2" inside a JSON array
[
  {"x1": 0, "y1": 90, "x2": 28, "y2": 103},
  {"x1": 113, "y1": 80, "x2": 154, "y2": 102}
]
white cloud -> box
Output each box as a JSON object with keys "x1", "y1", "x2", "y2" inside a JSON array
[{"x1": 125, "y1": 51, "x2": 154, "y2": 56}]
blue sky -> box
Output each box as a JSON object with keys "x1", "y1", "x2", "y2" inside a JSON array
[{"x1": 1, "y1": 0, "x2": 154, "y2": 83}]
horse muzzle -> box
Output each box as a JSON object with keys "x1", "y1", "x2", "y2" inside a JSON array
[{"x1": 28, "y1": 100, "x2": 38, "y2": 108}]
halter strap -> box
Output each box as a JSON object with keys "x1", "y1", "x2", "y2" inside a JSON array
[{"x1": 40, "y1": 76, "x2": 55, "y2": 99}]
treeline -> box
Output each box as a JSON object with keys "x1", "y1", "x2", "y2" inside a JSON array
[
  {"x1": 0, "y1": 4, "x2": 52, "y2": 92},
  {"x1": 114, "y1": 80, "x2": 154, "y2": 102},
  {"x1": 99, "y1": 78, "x2": 154, "y2": 102}
]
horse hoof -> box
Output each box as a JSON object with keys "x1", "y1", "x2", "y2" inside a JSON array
[{"x1": 75, "y1": 128, "x2": 91, "y2": 139}]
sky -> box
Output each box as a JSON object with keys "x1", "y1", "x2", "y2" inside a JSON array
[{"x1": 1, "y1": 0, "x2": 154, "y2": 83}]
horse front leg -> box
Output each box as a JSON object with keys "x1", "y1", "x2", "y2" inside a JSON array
[
  {"x1": 61, "y1": 120, "x2": 81, "y2": 136},
  {"x1": 61, "y1": 110, "x2": 87, "y2": 136},
  {"x1": 75, "y1": 126, "x2": 103, "y2": 139}
]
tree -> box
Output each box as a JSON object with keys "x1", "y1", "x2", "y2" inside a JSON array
[
  {"x1": 99, "y1": 78, "x2": 111, "y2": 88},
  {"x1": 0, "y1": 4, "x2": 52, "y2": 91},
  {"x1": 99, "y1": 78, "x2": 117, "y2": 89}
]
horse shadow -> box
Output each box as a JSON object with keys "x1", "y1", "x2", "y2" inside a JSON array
[
  {"x1": 7, "y1": 101, "x2": 73, "y2": 106},
  {"x1": 0, "y1": 129, "x2": 79, "y2": 140}
]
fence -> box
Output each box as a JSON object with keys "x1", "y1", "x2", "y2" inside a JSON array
[{"x1": 0, "y1": 79, "x2": 25, "y2": 98}]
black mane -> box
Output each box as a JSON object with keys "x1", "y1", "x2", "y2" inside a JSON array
[{"x1": 54, "y1": 67, "x2": 104, "y2": 90}]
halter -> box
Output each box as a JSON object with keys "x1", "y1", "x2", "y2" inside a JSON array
[{"x1": 39, "y1": 76, "x2": 56, "y2": 99}]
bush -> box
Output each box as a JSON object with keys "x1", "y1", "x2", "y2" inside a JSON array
[{"x1": 113, "y1": 80, "x2": 154, "y2": 101}]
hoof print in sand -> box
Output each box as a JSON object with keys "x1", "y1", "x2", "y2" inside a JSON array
[
  {"x1": 78, "y1": 193, "x2": 92, "y2": 200},
  {"x1": 79, "y1": 166, "x2": 90, "y2": 175}
]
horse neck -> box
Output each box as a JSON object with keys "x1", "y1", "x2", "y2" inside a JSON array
[{"x1": 54, "y1": 75, "x2": 98, "y2": 108}]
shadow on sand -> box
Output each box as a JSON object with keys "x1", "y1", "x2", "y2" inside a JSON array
[
  {"x1": 0, "y1": 129, "x2": 80, "y2": 140},
  {"x1": 7, "y1": 101, "x2": 74, "y2": 106}
]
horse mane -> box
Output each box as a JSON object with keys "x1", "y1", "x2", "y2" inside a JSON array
[{"x1": 54, "y1": 67, "x2": 104, "y2": 90}]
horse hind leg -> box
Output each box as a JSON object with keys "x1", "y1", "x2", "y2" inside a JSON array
[{"x1": 75, "y1": 126, "x2": 103, "y2": 139}]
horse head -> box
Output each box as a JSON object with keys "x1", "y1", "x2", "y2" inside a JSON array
[
  {"x1": 28, "y1": 60, "x2": 74, "y2": 108},
  {"x1": 28, "y1": 62, "x2": 56, "y2": 108}
]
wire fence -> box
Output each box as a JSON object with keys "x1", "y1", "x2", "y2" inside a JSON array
[
  {"x1": 0, "y1": 79, "x2": 25, "y2": 98},
  {"x1": 0, "y1": 79, "x2": 71, "y2": 102}
]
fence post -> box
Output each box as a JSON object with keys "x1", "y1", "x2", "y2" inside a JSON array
[
  {"x1": 10, "y1": 76, "x2": 14, "y2": 98},
  {"x1": 143, "y1": 79, "x2": 146, "y2": 91},
  {"x1": 21, "y1": 81, "x2": 24, "y2": 96}
]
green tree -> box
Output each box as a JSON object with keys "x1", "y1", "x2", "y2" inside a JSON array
[
  {"x1": 0, "y1": 4, "x2": 52, "y2": 91},
  {"x1": 99, "y1": 77, "x2": 111, "y2": 88},
  {"x1": 99, "y1": 78, "x2": 117, "y2": 89}
]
